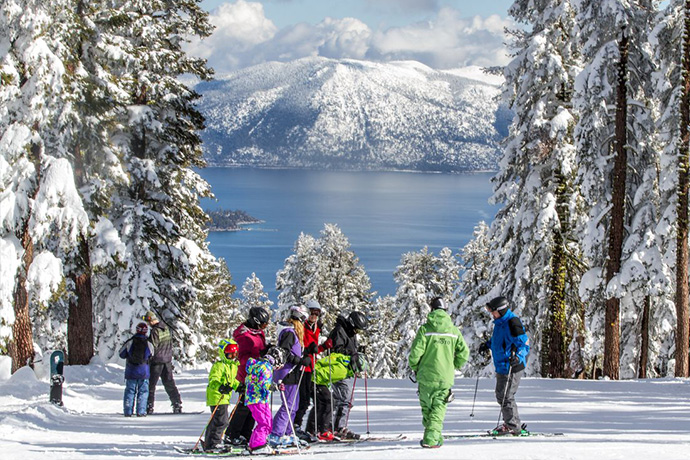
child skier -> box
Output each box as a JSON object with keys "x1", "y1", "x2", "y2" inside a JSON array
[
  {"x1": 119, "y1": 322, "x2": 154, "y2": 417},
  {"x1": 204, "y1": 338, "x2": 240, "y2": 452},
  {"x1": 268, "y1": 306, "x2": 312, "y2": 448},
  {"x1": 309, "y1": 351, "x2": 356, "y2": 441},
  {"x1": 294, "y1": 300, "x2": 323, "y2": 441},
  {"x1": 245, "y1": 346, "x2": 287, "y2": 454}
]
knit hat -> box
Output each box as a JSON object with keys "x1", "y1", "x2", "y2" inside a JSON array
[{"x1": 142, "y1": 311, "x2": 158, "y2": 323}]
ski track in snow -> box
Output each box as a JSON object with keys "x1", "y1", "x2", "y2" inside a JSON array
[{"x1": 1, "y1": 359, "x2": 689, "y2": 460}]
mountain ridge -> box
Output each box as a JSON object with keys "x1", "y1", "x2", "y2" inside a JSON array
[{"x1": 197, "y1": 57, "x2": 509, "y2": 171}]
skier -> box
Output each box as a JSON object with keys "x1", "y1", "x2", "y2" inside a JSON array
[
  {"x1": 479, "y1": 295, "x2": 530, "y2": 436},
  {"x1": 322, "y1": 310, "x2": 368, "y2": 440},
  {"x1": 408, "y1": 297, "x2": 469, "y2": 448},
  {"x1": 204, "y1": 338, "x2": 240, "y2": 452},
  {"x1": 268, "y1": 305, "x2": 312, "y2": 448},
  {"x1": 226, "y1": 306, "x2": 270, "y2": 447},
  {"x1": 245, "y1": 346, "x2": 287, "y2": 455},
  {"x1": 119, "y1": 322, "x2": 154, "y2": 417},
  {"x1": 293, "y1": 299, "x2": 323, "y2": 441},
  {"x1": 142, "y1": 310, "x2": 183, "y2": 414}
]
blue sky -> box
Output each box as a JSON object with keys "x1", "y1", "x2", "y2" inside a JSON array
[{"x1": 191, "y1": 0, "x2": 515, "y2": 74}]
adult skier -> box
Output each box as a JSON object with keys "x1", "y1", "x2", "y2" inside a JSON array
[
  {"x1": 143, "y1": 311, "x2": 183, "y2": 414},
  {"x1": 226, "y1": 306, "x2": 270, "y2": 447},
  {"x1": 322, "y1": 310, "x2": 368, "y2": 440},
  {"x1": 408, "y1": 297, "x2": 469, "y2": 448},
  {"x1": 479, "y1": 296, "x2": 530, "y2": 436},
  {"x1": 294, "y1": 299, "x2": 323, "y2": 441}
]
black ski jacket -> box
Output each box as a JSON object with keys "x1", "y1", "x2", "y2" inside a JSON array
[{"x1": 148, "y1": 323, "x2": 174, "y2": 363}]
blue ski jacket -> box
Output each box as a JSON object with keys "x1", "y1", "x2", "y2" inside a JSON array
[{"x1": 488, "y1": 309, "x2": 529, "y2": 375}]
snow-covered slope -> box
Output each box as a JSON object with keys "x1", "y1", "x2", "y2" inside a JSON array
[
  {"x1": 197, "y1": 58, "x2": 510, "y2": 171},
  {"x1": 1, "y1": 356, "x2": 689, "y2": 460}
]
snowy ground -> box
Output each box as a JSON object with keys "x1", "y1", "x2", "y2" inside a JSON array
[{"x1": 1, "y1": 356, "x2": 689, "y2": 460}]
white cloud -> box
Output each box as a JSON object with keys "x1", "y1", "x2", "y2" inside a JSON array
[
  {"x1": 363, "y1": 0, "x2": 440, "y2": 13},
  {"x1": 187, "y1": 1, "x2": 510, "y2": 74}
]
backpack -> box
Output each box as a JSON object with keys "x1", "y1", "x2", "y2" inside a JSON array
[
  {"x1": 313, "y1": 353, "x2": 354, "y2": 386},
  {"x1": 127, "y1": 336, "x2": 148, "y2": 365}
]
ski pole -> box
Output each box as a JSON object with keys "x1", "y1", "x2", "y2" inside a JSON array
[
  {"x1": 328, "y1": 349, "x2": 334, "y2": 432},
  {"x1": 193, "y1": 403, "x2": 222, "y2": 452},
  {"x1": 343, "y1": 374, "x2": 357, "y2": 428},
  {"x1": 470, "y1": 374, "x2": 480, "y2": 418},
  {"x1": 313, "y1": 354, "x2": 318, "y2": 435},
  {"x1": 364, "y1": 368, "x2": 370, "y2": 435},
  {"x1": 290, "y1": 365, "x2": 306, "y2": 415},
  {"x1": 279, "y1": 385, "x2": 302, "y2": 455}
]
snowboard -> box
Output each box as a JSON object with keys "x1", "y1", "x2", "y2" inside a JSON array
[{"x1": 49, "y1": 350, "x2": 65, "y2": 406}]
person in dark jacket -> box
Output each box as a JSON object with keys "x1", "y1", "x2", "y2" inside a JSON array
[
  {"x1": 322, "y1": 310, "x2": 368, "y2": 439},
  {"x1": 119, "y1": 322, "x2": 154, "y2": 417},
  {"x1": 143, "y1": 310, "x2": 182, "y2": 414},
  {"x1": 225, "y1": 306, "x2": 270, "y2": 447},
  {"x1": 480, "y1": 296, "x2": 530, "y2": 436}
]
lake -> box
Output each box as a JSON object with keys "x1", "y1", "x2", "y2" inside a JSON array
[{"x1": 200, "y1": 168, "x2": 499, "y2": 301}]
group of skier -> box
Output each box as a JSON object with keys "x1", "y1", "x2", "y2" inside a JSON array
[
  {"x1": 202, "y1": 300, "x2": 369, "y2": 454},
  {"x1": 119, "y1": 294, "x2": 529, "y2": 452}
]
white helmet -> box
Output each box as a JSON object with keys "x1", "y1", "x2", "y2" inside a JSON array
[
  {"x1": 289, "y1": 305, "x2": 309, "y2": 322},
  {"x1": 305, "y1": 299, "x2": 322, "y2": 313}
]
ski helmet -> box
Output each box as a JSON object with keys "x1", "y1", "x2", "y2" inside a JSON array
[
  {"x1": 305, "y1": 299, "x2": 322, "y2": 314},
  {"x1": 430, "y1": 297, "x2": 447, "y2": 311},
  {"x1": 348, "y1": 311, "x2": 368, "y2": 331},
  {"x1": 219, "y1": 338, "x2": 238, "y2": 356},
  {"x1": 136, "y1": 322, "x2": 148, "y2": 334},
  {"x1": 265, "y1": 346, "x2": 287, "y2": 369},
  {"x1": 248, "y1": 306, "x2": 270, "y2": 326},
  {"x1": 486, "y1": 296, "x2": 510, "y2": 312},
  {"x1": 289, "y1": 305, "x2": 309, "y2": 322}
]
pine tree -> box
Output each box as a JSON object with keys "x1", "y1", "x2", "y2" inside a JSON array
[
  {"x1": 0, "y1": 0, "x2": 89, "y2": 372},
  {"x1": 653, "y1": 0, "x2": 690, "y2": 377},
  {"x1": 365, "y1": 295, "x2": 399, "y2": 378},
  {"x1": 241, "y1": 272, "x2": 274, "y2": 339},
  {"x1": 574, "y1": 0, "x2": 658, "y2": 379}
]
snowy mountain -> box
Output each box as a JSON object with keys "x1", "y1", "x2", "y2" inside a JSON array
[{"x1": 196, "y1": 57, "x2": 510, "y2": 171}]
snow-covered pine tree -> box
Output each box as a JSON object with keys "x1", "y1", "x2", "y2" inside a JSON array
[
  {"x1": 574, "y1": 0, "x2": 659, "y2": 379},
  {"x1": 0, "y1": 0, "x2": 89, "y2": 372},
  {"x1": 456, "y1": 1, "x2": 585, "y2": 377},
  {"x1": 651, "y1": 0, "x2": 690, "y2": 377},
  {"x1": 92, "y1": 0, "x2": 219, "y2": 365},
  {"x1": 241, "y1": 272, "x2": 275, "y2": 339},
  {"x1": 365, "y1": 295, "x2": 399, "y2": 378},
  {"x1": 391, "y1": 247, "x2": 460, "y2": 378},
  {"x1": 276, "y1": 224, "x2": 375, "y2": 332}
]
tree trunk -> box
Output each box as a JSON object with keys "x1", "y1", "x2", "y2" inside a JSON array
[
  {"x1": 67, "y1": 144, "x2": 94, "y2": 365},
  {"x1": 638, "y1": 296, "x2": 650, "y2": 379},
  {"x1": 10, "y1": 142, "x2": 41, "y2": 374},
  {"x1": 675, "y1": 0, "x2": 690, "y2": 378},
  {"x1": 603, "y1": 30, "x2": 629, "y2": 381},
  {"x1": 545, "y1": 169, "x2": 569, "y2": 378},
  {"x1": 68, "y1": 235, "x2": 94, "y2": 365}
]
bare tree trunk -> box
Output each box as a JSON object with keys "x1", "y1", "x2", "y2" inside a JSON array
[
  {"x1": 638, "y1": 296, "x2": 650, "y2": 379},
  {"x1": 545, "y1": 169, "x2": 569, "y2": 378},
  {"x1": 603, "y1": 30, "x2": 629, "y2": 381},
  {"x1": 67, "y1": 144, "x2": 94, "y2": 365},
  {"x1": 673, "y1": 0, "x2": 690, "y2": 379},
  {"x1": 10, "y1": 142, "x2": 41, "y2": 374}
]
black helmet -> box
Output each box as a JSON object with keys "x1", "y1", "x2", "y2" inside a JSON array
[
  {"x1": 486, "y1": 296, "x2": 509, "y2": 312},
  {"x1": 249, "y1": 306, "x2": 270, "y2": 325},
  {"x1": 348, "y1": 311, "x2": 368, "y2": 331},
  {"x1": 265, "y1": 346, "x2": 286, "y2": 369},
  {"x1": 430, "y1": 297, "x2": 447, "y2": 311}
]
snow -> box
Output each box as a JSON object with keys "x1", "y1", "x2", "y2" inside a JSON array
[{"x1": 1, "y1": 356, "x2": 688, "y2": 460}]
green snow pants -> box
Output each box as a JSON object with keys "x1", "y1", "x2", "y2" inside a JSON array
[{"x1": 418, "y1": 383, "x2": 450, "y2": 447}]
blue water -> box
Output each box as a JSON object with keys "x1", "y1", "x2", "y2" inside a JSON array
[{"x1": 199, "y1": 168, "x2": 498, "y2": 301}]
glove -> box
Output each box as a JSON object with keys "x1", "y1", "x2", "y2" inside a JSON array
[
  {"x1": 299, "y1": 356, "x2": 312, "y2": 367},
  {"x1": 270, "y1": 382, "x2": 285, "y2": 392},
  {"x1": 218, "y1": 384, "x2": 232, "y2": 394},
  {"x1": 509, "y1": 352, "x2": 520, "y2": 367},
  {"x1": 478, "y1": 341, "x2": 490, "y2": 354},
  {"x1": 305, "y1": 342, "x2": 318, "y2": 355}
]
